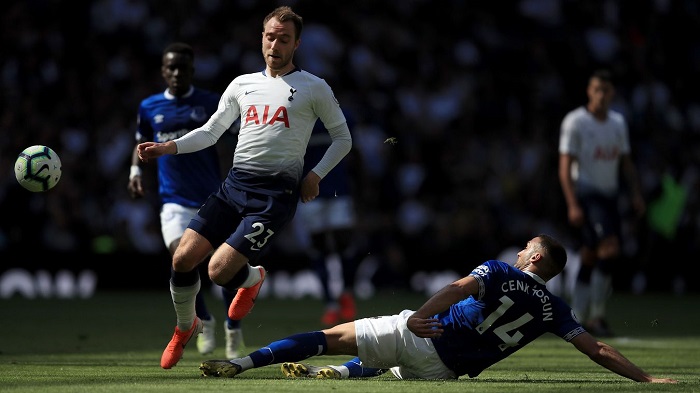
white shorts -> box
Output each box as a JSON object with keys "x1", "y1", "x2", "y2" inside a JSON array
[
  {"x1": 160, "y1": 203, "x2": 199, "y2": 248},
  {"x1": 296, "y1": 196, "x2": 355, "y2": 233},
  {"x1": 355, "y1": 309, "x2": 456, "y2": 380}
]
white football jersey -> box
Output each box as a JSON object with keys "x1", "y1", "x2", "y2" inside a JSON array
[
  {"x1": 559, "y1": 106, "x2": 630, "y2": 196},
  {"x1": 175, "y1": 69, "x2": 347, "y2": 183}
]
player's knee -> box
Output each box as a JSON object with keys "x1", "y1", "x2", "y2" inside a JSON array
[
  {"x1": 208, "y1": 259, "x2": 226, "y2": 284},
  {"x1": 172, "y1": 255, "x2": 198, "y2": 272}
]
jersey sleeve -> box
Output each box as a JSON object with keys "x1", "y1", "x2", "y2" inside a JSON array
[
  {"x1": 558, "y1": 111, "x2": 578, "y2": 155},
  {"x1": 136, "y1": 101, "x2": 152, "y2": 142},
  {"x1": 175, "y1": 80, "x2": 241, "y2": 154},
  {"x1": 550, "y1": 297, "x2": 586, "y2": 342},
  {"x1": 614, "y1": 111, "x2": 631, "y2": 155},
  {"x1": 468, "y1": 260, "x2": 505, "y2": 301},
  {"x1": 309, "y1": 122, "x2": 352, "y2": 179},
  {"x1": 311, "y1": 80, "x2": 346, "y2": 130}
]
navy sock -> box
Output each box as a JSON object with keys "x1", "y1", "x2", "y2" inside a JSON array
[
  {"x1": 249, "y1": 331, "x2": 327, "y2": 367},
  {"x1": 312, "y1": 256, "x2": 332, "y2": 303},
  {"x1": 195, "y1": 291, "x2": 211, "y2": 320},
  {"x1": 343, "y1": 357, "x2": 387, "y2": 378},
  {"x1": 222, "y1": 265, "x2": 250, "y2": 292},
  {"x1": 170, "y1": 267, "x2": 200, "y2": 287}
]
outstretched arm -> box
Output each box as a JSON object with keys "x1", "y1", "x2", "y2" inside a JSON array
[
  {"x1": 137, "y1": 140, "x2": 178, "y2": 163},
  {"x1": 620, "y1": 154, "x2": 646, "y2": 217},
  {"x1": 558, "y1": 153, "x2": 583, "y2": 226},
  {"x1": 570, "y1": 332, "x2": 677, "y2": 383},
  {"x1": 128, "y1": 143, "x2": 145, "y2": 198}
]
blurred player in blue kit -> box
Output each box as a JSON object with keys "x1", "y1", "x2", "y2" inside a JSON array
[
  {"x1": 199, "y1": 234, "x2": 675, "y2": 384},
  {"x1": 296, "y1": 112, "x2": 359, "y2": 326},
  {"x1": 137, "y1": 6, "x2": 352, "y2": 369},
  {"x1": 558, "y1": 69, "x2": 646, "y2": 337},
  {"x1": 128, "y1": 42, "x2": 244, "y2": 359}
]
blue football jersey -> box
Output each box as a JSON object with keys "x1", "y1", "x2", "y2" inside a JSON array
[
  {"x1": 136, "y1": 87, "x2": 222, "y2": 207},
  {"x1": 431, "y1": 260, "x2": 584, "y2": 378}
]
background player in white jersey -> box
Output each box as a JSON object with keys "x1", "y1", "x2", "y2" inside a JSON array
[
  {"x1": 127, "y1": 42, "x2": 243, "y2": 359},
  {"x1": 199, "y1": 234, "x2": 675, "y2": 384},
  {"x1": 558, "y1": 69, "x2": 646, "y2": 337},
  {"x1": 296, "y1": 110, "x2": 359, "y2": 326},
  {"x1": 137, "y1": 6, "x2": 352, "y2": 369}
]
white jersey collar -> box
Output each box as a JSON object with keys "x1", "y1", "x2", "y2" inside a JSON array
[{"x1": 523, "y1": 270, "x2": 546, "y2": 285}]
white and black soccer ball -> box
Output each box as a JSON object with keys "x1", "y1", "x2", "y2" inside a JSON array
[{"x1": 14, "y1": 145, "x2": 62, "y2": 192}]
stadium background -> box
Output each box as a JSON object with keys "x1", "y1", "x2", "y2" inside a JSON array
[{"x1": 0, "y1": 0, "x2": 698, "y2": 297}]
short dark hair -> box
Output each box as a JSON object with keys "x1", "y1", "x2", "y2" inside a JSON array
[
  {"x1": 263, "y1": 6, "x2": 303, "y2": 40},
  {"x1": 163, "y1": 42, "x2": 194, "y2": 59},
  {"x1": 537, "y1": 234, "x2": 567, "y2": 272},
  {"x1": 591, "y1": 69, "x2": 613, "y2": 84}
]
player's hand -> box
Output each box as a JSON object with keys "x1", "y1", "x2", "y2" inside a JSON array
[
  {"x1": 127, "y1": 176, "x2": 144, "y2": 198},
  {"x1": 567, "y1": 204, "x2": 584, "y2": 227},
  {"x1": 137, "y1": 141, "x2": 176, "y2": 162},
  {"x1": 300, "y1": 171, "x2": 321, "y2": 203},
  {"x1": 407, "y1": 316, "x2": 443, "y2": 338},
  {"x1": 649, "y1": 378, "x2": 678, "y2": 384},
  {"x1": 632, "y1": 194, "x2": 646, "y2": 218}
]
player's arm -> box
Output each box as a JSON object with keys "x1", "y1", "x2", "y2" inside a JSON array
[
  {"x1": 137, "y1": 140, "x2": 178, "y2": 162},
  {"x1": 570, "y1": 332, "x2": 677, "y2": 383},
  {"x1": 558, "y1": 153, "x2": 583, "y2": 226},
  {"x1": 301, "y1": 122, "x2": 352, "y2": 203},
  {"x1": 620, "y1": 154, "x2": 645, "y2": 217},
  {"x1": 407, "y1": 275, "x2": 479, "y2": 338},
  {"x1": 137, "y1": 108, "x2": 232, "y2": 162},
  {"x1": 141, "y1": 85, "x2": 240, "y2": 162},
  {"x1": 128, "y1": 138, "x2": 146, "y2": 198}
]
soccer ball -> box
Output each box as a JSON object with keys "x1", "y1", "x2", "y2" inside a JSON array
[{"x1": 14, "y1": 145, "x2": 62, "y2": 192}]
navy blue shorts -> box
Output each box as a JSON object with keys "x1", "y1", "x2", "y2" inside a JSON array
[
  {"x1": 188, "y1": 184, "x2": 298, "y2": 263},
  {"x1": 577, "y1": 192, "x2": 621, "y2": 248}
]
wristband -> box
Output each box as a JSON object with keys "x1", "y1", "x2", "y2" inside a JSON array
[{"x1": 129, "y1": 165, "x2": 142, "y2": 180}]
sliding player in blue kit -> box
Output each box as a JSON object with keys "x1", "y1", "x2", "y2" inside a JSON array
[
  {"x1": 199, "y1": 234, "x2": 676, "y2": 384},
  {"x1": 127, "y1": 42, "x2": 243, "y2": 359},
  {"x1": 137, "y1": 6, "x2": 352, "y2": 369}
]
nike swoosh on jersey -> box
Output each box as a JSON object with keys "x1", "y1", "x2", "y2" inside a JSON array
[{"x1": 245, "y1": 90, "x2": 257, "y2": 95}]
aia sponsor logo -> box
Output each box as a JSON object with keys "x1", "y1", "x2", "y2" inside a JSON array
[{"x1": 244, "y1": 105, "x2": 289, "y2": 127}]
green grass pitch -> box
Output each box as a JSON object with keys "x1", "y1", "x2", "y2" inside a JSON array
[{"x1": 0, "y1": 290, "x2": 698, "y2": 392}]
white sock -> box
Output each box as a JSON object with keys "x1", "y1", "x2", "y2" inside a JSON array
[
  {"x1": 171, "y1": 279, "x2": 200, "y2": 331},
  {"x1": 589, "y1": 269, "x2": 612, "y2": 320},
  {"x1": 233, "y1": 356, "x2": 254, "y2": 371},
  {"x1": 240, "y1": 265, "x2": 262, "y2": 288},
  {"x1": 334, "y1": 365, "x2": 349, "y2": 378},
  {"x1": 571, "y1": 282, "x2": 590, "y2": 322}
]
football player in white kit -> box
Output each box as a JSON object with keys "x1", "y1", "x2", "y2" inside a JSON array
[
  {"x1": 137, "y1": 6, "x2": 352, "y2": 369},
  {"x1": 558, "y1": 69, "x2": 645, "y2": 337}
]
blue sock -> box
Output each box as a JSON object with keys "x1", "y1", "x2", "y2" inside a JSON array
[
  {"x1": 248, "y1": 331, "x2": 327, "y2": 367},
  {"x1": 343, "y1": 357, "x2": 387, "y2": 378},
  {"x1": 195, "y1": 291, "x2": 211, "y2": 321}
]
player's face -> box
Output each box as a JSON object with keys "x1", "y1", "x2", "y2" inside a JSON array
[
  {"x1": 586, "y1": 77, "x2": 614, "y2": 113},
  {"x1": 514, "y1": 237, "x2": 539, "y2": 270},
  {"x1": 261, "y1": 17, "x2": 299, "y2": 76},
  {"x1": 161, "y1": 52, "x2": 194, "y2": 97}
]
